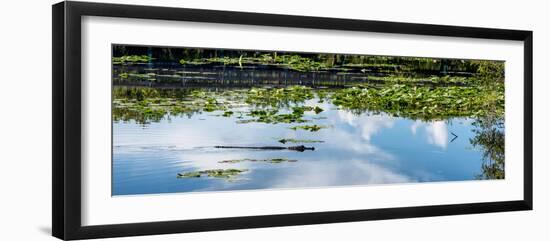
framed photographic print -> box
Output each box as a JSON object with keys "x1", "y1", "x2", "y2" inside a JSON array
[{"x1": 52, "y1": 1, "x2": 533, "y2": 240}]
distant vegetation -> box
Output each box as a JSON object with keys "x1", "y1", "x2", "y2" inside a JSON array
[{"x1": 113, "y1": 46, "x2": 504, "y2": 80}]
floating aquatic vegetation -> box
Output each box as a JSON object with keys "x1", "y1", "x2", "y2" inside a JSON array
[
  {"x1": 177, "y1": 169, "x2": 248, "y2": 179},
  {"x1": 118, "y1": 72, "x2": 128, "y2": 79},
  {"x1": 275, "y1": 54, "x2": 328, "y2": 72},
  {"x1": 112, "y1": 55, "x2": 154, "y2": 64},
  {"x1": 179, "y1": 54, "x2": 330, "y2": 72},
  {"x1": 179, "y1": 59, "x2": 211, "y2": 65},
  {"x1": 291, "y1": 106, "x2": 312, "y2": 115},
  {"x1": 364, "y1": 75, "x2": 472, "y2": 85},
  {"x1": 313, "y1": 106, "x2": 324, "y2": 114},
  {"x1": 278, "y1": 138, "x2": 324, "y2": 144},
  {"x1": 316, "y1": 90, "x2": 329, "y2": 103},
  {"x1": 113, "y1": 82, "x2": 504, "y2": 125},
  {"x1": 117, "y1": 72, "x2": 158, "y2": 82},
  {"x1": 243, "y1": 108, "x2": 309, "y2": 124},
  {"x1": 167, "y1": 52, "x2": 497, "y2": 79},
  {"x1": 203, "y1": 97, "x2": 224, "y2": 112},
  {"x1": 290, "y1": 105, "x2": 323, "y2": 115},
  {"x1": 289, "y1": 125, "x2": 330, "y2": 132},
  {"x1": 113, "y1": 87, "x2": 161, "y2": 100},
  {"x1": 112, "y1": 87, "x2": 239, "y2": 124},
  {"x1": 331, "y1": 83, "x2": 504, "y2": 120},
  {"x1": 218, "y1": 158, "x2": 297, "y2": 164},
  {"x1": 246, "y1": 86, "x2": 314, "y2": 107}
]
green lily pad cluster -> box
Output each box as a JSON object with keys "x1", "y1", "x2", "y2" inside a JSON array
[
  {"x1": 245, "y1": 86, "x2": 314, "y2": 108},
  {"x1": 331, "y1": 83, "x2": 504, "y2": 120},
  {"x1": 178, "y1": 54, "x2": 329, "y2": 72},
  {"x1": 113, "y1": 99, "x2": 198, "y2": 124},
  {"x1": 113, "y1": 81, "x2": 504, "y2": 125},
  {"x1": 118, "y1": 72, "x2": 157, "y2": 80},
  {"x1": 289, "y1": 125, "x2": 330, "y2": 132},
  {"x1": 291, "y1": 106, "x2": 324, "y2": 115},
  {"x1": 113, "y1": 88, "x2": 236, "y2": 124},
  {"x1": 235, "y1": 104, "x2": 325, "y2": 124},
  {"x1": 177, "y1": 169, "x2": 248, "y2": 179},
  {"x1": 112, "y1": 55, "x2": 154, "y2": 64},
  {"x1": 365, "y1": 75, "x2": 473, "y2": 85},
  {"x1": 238, "y1": 109, "x2": 308, "y2": 124}
]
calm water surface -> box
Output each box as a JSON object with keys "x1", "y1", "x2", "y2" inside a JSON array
[{"x1": 113, "y1": 96, "x2": 485, "y2": 195}]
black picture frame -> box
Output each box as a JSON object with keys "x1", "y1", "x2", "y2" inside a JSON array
[{"x1": 52, "y1": 1, "x2": 533, "y2": 240}]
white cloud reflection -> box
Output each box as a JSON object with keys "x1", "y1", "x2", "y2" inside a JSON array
[
  {"x1": 115, "y1": 106, "x2": 416, "y2": 193},
  {"x1": 267, "y1": 159, "x2": 412, "y2": 189},
  {"x1": 410, "y1": 120, "x2": 449, "y2": 149},
  {"x1": 337, "y1": 111, "x2": 395, "y2": 141}
]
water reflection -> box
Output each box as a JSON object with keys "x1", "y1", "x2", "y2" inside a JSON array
[
  {"x1": 470, "y1": 115, "x2": 505, "y2": 179},
  {"x1": 337, "y1": 111, "x2": 395, "y2": 142},
  {"x1": 111, "y1": 46, "x2": 505, "y2": 195},
  {"x1": 411, "y1": 121, "x2": 449, "y2": 149},
  {"x1": 112, "y1": 87, "x2": 503, "y2": 195},
  {"x1": 113, "y1": 62, "x2": 476, "y2": 88}
]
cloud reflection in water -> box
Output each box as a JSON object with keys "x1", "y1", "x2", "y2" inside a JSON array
[{"x1": 113, "y1": 102, "x2": 483, "y2": 195}]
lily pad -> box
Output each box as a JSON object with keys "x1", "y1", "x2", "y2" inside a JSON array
[
  {"x1": 289, "y1": 125, "x2": 330, "y2": 132},
  {"x1": 177, "y1": 169, "x2": 248, "y2": 179},
  {"x1": 313, "y1": 106, "x2": 324, "y2": 114}
]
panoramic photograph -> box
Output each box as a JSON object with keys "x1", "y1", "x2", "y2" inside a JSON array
[{"x1": 111, "y1": 44, "x2": 505, "y2": 196}]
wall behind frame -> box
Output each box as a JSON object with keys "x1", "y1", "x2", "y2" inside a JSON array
[{"x1": 0, "y1": 0, "x2": 547, "y2": 240}]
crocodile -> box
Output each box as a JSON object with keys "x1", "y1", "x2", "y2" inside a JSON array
[{"x1": 214, "y1": 145, "x2": 315, "y2": 152}]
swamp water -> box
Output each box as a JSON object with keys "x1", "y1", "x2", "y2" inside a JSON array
[{"x1": 112, "y1": 66, "x2": 504, "y2": 195}]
